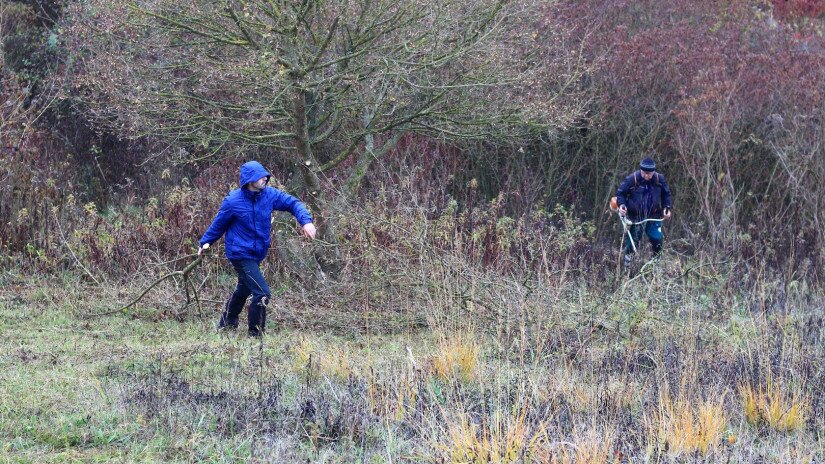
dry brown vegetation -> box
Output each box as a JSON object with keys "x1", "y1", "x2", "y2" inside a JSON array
[
  {"x1": 1, "y1": 192, "x2": 822, "y2": 461},
  {"x1": 2, "y1": 0, "x2": 825, "y2": 462}
]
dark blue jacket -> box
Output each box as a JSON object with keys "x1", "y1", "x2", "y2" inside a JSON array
[
  {"x1": 199, "y1": 161, "x2": 313, "y2": 261},
  {"x1": 616, "y1": 170, "x2": 673, "y2": 220}
]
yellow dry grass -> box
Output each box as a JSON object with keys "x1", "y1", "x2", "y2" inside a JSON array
[
  {"x1": 740, "y1": 381, "x2": 807, "y2": 432},
  {"x1": 431, "y1": 331, "x2": 480, "y2": 382},
  {"x1": 532, "y1": 427, "x2": 615, "y2": 464},
  {"x1": 653, "y1": 392, "x2": 727, "y2": 456},
  {"x1": 442, "y1": 408, "x2": 534, "y2": 464}
]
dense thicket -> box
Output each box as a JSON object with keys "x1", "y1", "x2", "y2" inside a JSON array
[
  {"x1": 2, "y1": 0, "x2": 824, "y2": 283},
  {"x1": 447, "y1": 0, "x2": 825, "y2": 273}
]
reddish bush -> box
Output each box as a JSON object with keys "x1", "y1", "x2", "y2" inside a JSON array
[
  {"x1": 540, "y1": 0, "x2": 825, "y2": 278},
  {"x1": 773, "y1": 0, "x2": 825, "y2": 21}
]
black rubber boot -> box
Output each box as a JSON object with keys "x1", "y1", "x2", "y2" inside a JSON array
[
  {"x1": 217, "y1": 303, "x2": 240, "y2": 331},
  {"x1": 248, "y1": 301, "x2": 267, "y2": 337},
  {"x1": 651, "y1": 240, "x2": 662, "y2": 256}
]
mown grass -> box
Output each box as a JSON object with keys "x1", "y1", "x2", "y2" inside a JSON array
[{"x1": 0, "y1": 259, "x2": 823, "y2": 463}]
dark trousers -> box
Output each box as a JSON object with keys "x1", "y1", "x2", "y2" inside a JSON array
[
  {"x1": 624, "y1": 221, "x2": 663, "y2": 255},
  {"x1": 218, "y1": 259, "x2": 271, "y2": 335}
]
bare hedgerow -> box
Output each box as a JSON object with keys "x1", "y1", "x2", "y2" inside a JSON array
[{"x1": 60, "y1": 0, "x2": 591, "y2": 281}]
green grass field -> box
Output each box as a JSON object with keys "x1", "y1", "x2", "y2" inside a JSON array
[{"x1": 1, "y1": 264, "x2": 822, "y2": 463}]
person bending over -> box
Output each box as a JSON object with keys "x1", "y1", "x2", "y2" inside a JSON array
[{"x1": 616, "y1": 156, "x2": 672, "y2": 267}]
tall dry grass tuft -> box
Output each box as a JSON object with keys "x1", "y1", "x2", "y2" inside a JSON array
[
  {"x1": 532, "y1": 427, "x2": 615, "y2": 464},
  {"x1": 441, "y1": 408, "x2": 535, "y2": 464},
  {"x1": 740, "y1": 381, "x2": 807, "y2": 432},
  {"x1": 431, "y1": 332, "x2": 481, "y2": 382},
  {"x1": 652, "y1": 391, "x2": 727, "y2": 456}
]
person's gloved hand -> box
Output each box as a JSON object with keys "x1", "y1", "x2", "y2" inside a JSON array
[
  {"x1": 664, "y1": 208, "x2": 672, "y2": 220},
  {"x1": 198, "y1": 243, "x2": 210, "y2": 255},
  {"x1": 618, "y1": 205, "x2": 627, "y2": 216}
]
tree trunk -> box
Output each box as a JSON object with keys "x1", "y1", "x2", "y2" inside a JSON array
[
  {"x1": 293, "y1": 88, "x2": 322, "y2": 204},
  {"x1": 343, "y1": 108, "x2": 403, "y2": 197},
  {"x1": 271, "y1": 88, "x2": 343, "y2": 283}
]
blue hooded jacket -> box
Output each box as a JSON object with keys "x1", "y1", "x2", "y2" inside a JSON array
[
  {"x1": 199, "y1": 161, "x2": 313, "y2": 261},
  {"x1": 616, "y1": 170, "x2": 673, "y2": 221}
]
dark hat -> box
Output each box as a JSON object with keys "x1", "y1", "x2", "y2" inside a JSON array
[{"x1": 640, "y1": 157, "x2": 656, "y2": 172}]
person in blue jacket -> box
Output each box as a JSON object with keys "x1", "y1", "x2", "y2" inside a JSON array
[
  {"x1": 616, "y1": 157, "x2": 672, "y2": 267},
  {"x1": 198, "y1": 160, "x2": 317, "y2": 337}
]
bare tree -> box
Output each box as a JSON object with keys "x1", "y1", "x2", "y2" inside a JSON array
[
  {"x1": 63, "y1": 0, "x2": 588, "y2": 275},
  {"x1": 68, "y1": 0, "x2": 585, "y2": 181}
]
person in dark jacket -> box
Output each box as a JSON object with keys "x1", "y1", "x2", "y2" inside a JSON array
[
  {"x1": 616, "y1": 157, "x2": 672, "y2": 267},
  {"x1": 198, "y1": 160, "x2": 317, "y2": 337}
]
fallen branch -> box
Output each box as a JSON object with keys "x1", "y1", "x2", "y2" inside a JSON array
[{"x1": 88, "y1": 253, "x2": 206, "y2": 318}]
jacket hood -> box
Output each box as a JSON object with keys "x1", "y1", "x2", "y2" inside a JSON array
[{"x1": 239, "y1": 161, "x2": 271, "y2": 187}]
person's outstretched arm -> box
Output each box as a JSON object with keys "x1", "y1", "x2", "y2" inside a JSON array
[
  {"x1": 271, "y1": 189, "x2": 316, "y2": 239},
  {"x1": 199, "y1": 197, "x2": 234, "y2": 252}
]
